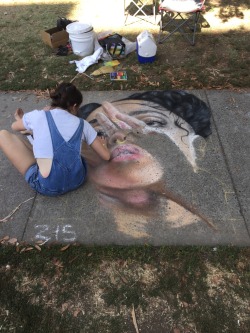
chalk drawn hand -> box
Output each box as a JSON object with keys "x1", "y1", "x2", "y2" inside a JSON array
[
  {"x1": 97, "y1": 101, "x2": 146, "y2": 137},
  {"x1": 95, "y1": 102, "x2": 132, "y2": 140},
  {"x1": 95, "y1": 112, "x2": 127, "y2": 145},
  {"x1": 95, "y1": 112, "x2": 119, "y2": 137},
  {"x1": 102, "y1": 101, "x2": 133, "y2": 130},
  {"x1": 114, "y1": 111, "x2": 146, "y2": 133},
  {"x1": 103, "y1": 101, "x2": 146, "y2": 132}
]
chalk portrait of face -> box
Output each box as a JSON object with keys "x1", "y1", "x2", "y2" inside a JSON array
[{"x1": 78, "y1": 91, "x2": 214, "y2": 239}]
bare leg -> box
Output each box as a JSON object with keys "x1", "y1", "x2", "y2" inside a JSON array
[
  {"x1": 0, "y1": 130, "x2": 36, "y2": 176},
  {"x1": 18, "y1": 133, "x2": 33, "y2": 152}
]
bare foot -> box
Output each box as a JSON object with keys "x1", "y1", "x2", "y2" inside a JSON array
[{"x1": 14, "y1": 108, "x2": 24, "y2": 120}]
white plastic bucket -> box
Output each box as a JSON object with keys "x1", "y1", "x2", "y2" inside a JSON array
[{"x1": 66, "y1": 22, "x2": 94, "y2": 57}]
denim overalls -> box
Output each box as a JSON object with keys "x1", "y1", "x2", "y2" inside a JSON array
[{"x1": 25, "y1": 111, "x2": 86, "y2": 196}]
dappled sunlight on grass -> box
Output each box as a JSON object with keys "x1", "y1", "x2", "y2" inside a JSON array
[
  {"x1": 204, "y1": 7, "x2": 250, "y2": 32},
  {"x1": 0, "y1": 0, "x2": 249, "y2": 90},
  {"x1": 1, "y1": 1, "x2": 249, "y2": 32},
  {"x1": 0, "y1": 245, "x2": 250, "y2": 332}
]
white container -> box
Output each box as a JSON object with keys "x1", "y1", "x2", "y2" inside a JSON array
[
  {"x1": 137, "y1": 30, "x2": 157, "y2": 64},
  {"x1": 66, "y1": 22, "x2": 94, "y2": 57}
]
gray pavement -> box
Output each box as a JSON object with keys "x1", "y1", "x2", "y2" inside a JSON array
[{"x1": 0, "y1": 90, "x2": 250, "y2": 246}]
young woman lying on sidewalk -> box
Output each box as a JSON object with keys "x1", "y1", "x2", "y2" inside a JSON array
[{"x1": 0, "y1": 82, "x2": 110, "y2": 196}]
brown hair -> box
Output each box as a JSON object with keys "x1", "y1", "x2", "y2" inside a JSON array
[{"x1": 50, "y1": 82, "x2": 83, "y2": 111}]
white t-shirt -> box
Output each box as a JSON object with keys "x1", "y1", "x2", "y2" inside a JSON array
[{"x1": 22, "y1": 109, "x2": 97, "y2": 158}]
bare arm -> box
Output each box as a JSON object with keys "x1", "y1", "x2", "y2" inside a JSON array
[
  {"x1": 90, "y1": 136, "x2": 110, "y2": 161},
  {"x1": 11, "y1": 118, "x2": 26, "y2": 132}
]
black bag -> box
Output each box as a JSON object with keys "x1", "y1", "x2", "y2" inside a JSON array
[
  {"x1": 98, "y1": 33, "x2": 126, "y2": 59},
  {"x1": 57, "y1": 17, "x2": 76, "y2": 30}
]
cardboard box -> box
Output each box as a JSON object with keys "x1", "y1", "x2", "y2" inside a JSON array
[{"x1": 41, "y1": 27, "x2": 69, "y2": 48}]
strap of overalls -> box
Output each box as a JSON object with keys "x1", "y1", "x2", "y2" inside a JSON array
[{"x1": 45, "y1": 111, "x2": 83, "y2": 151}]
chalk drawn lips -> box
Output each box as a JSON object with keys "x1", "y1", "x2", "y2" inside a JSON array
[{"x1": 110, "y1": 144, "x2": 142, "y2": 162}]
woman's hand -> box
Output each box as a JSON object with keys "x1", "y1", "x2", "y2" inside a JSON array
[
  {"x1": 20, "y1": 130, "x2": 33, "y2": 136},
  {"x1": 90, "y1": 136, "x2": 110, "y2": 161},
  {"x1": 98, "y1": 135, "x2": 108, "y2": 146}
]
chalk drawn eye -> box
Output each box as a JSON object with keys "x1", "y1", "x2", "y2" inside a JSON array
[{"x1": 144, "y1": 120, "x2": 166, "y2": 128}]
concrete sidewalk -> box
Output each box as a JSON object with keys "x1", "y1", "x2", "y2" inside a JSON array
[{"x1": 0, "y1": 90, "x2": 249, "y2": 246}]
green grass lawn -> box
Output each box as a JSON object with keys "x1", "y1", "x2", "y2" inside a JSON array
[
  {"x1": 1, "y1": 244, "x2": 250, "y2": 333},
  {"x1": 0, "y1": 0, "x2": 249, "y2": 91}
]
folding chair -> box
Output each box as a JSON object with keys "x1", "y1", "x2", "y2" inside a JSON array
[
  {"x1": 124, "y1": 0, "x2": 157, "y2": 25},
  {"x1": 158, "y1": 0, "x2": 206, "y2": 45}
]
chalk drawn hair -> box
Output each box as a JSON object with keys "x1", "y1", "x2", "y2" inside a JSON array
[{"x1": 78, "y1": 90, "x2": 212, "y2": 138}]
